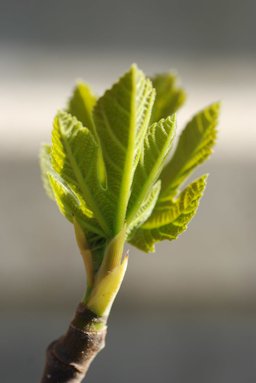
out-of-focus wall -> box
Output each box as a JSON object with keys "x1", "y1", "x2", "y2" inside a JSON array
[{"x1": 1, "y1": 0, "x2": 256, "y2": 54}]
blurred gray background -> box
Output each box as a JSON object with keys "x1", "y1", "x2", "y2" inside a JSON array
[{"x1": 0, "y1": 0, "x2": 256, "y2": 382}]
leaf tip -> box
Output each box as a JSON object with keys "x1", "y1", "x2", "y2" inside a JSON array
[
  {"x1": 206, "y1": 101, "x2": 221, "y2": 121},
  {"x1": 130, "y1": 62, "x2": 139, "y2": 72}
]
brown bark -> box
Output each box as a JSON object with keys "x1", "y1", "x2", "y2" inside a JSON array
[{"x1": 40, "y1": 303, "x2": 107, "y2": 383}]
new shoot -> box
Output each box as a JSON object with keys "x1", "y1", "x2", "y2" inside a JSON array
[{"x1": 40, "y1": 65, "x2": 219, "y2": 382}]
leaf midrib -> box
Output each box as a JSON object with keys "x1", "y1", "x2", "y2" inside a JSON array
[{"x1": 114, "y1": 68, "x2": 136, "y2": 234}]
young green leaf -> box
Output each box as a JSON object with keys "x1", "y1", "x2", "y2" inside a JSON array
[
  {"x1": 126, "y1": 115, "x2": 176, "y2": 225},
  {"x1": 68, "y1": 82, "x2": 106, "y2": 187},
  {"x1": 93, "y1": 64, "x2": 155, "y2": 234},
  {"x1": 40, "y1": 141, "x2": 103, "y2": 236},
  {"x1": 127, "y1": 180, "x2": 161, "y2": 236},
  {"x1": 68, "y1": 82, "x2": 97, "y2": 132},
  {"x1": 51, "y1": 111, "x2": 111, "y2": 235},
  {"x1": 159, "y1": 103, "x2": 219, "y2": 199},
  {"x1": 40, "y1": 143, "x2": 55, "y2": 200},
  {"x1": 49, "y1": 173, "x2": 105, "y2": 236},
  {"x1": 129, "y1": 175, "x2": 208, "y2": 252},
  {"x1": 150, "y1": 73, "x2": 186, "y2": 123},
  {"x1": 48, "y1": 173, "x2": 81, "y2": 221}
]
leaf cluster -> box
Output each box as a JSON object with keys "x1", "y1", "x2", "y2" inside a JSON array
[{"x1": 40, "y1": 65, "x2": 219, "y2": 270}]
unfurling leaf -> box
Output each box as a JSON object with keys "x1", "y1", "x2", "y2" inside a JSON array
[
  {"x1": 159, "y1": 103, "x2": 219, "y2": 199},
  {"x1": 48, "y1": 172, "x2": 80, "y2": 222},
  {"x1": 127, "y1": 180, "x2": 161, "y2": 236},
  {"x1": 68, "y1": 82, "x2": 97, "y2": 132},
  {"x1": 127, "y1": 115, "x2": 176, "y2": 225},
  {"x1": 68, "y1": 82, "x2": 107, "y2": 186},
  {"x1": 129, "y1": 175, "x2": 208, "y2": 252},
  {"x1": 93, "y1": 64, "x2": 155, "y2": 234},
  {"x1": 40, "y1": 143, "x2": 54, "y2": 200},
  {"x1": 51, "y1": 111, "x2": 111, "y2": 235},
  {"x1": 150, "y1": 73, "x2": 186, "y2": 123}
]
